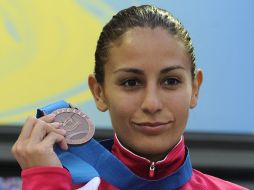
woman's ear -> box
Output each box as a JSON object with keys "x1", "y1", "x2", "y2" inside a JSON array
[
  {"x1": 190, "y1": 69, "x2": 203, "y2": 109},
  {"x1": 88, "y1": 74, "x2": 108, "y2": 112}
]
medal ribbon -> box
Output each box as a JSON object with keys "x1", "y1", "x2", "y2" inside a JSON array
[{"x1": 37, "y1": 100, "x2": 193, "y2": 190}]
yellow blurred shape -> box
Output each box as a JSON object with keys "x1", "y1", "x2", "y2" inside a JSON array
[{"x1": 0, "y1": 0, "x2": 108, "y2": 124}]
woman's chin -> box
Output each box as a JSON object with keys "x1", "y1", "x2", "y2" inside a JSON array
[{"x1": 131, "y1": 143, "x2": 172, "y2": 161}]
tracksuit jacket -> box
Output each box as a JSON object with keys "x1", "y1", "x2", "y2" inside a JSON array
[{"x1": 21, "y1": 135, "x2": 248, "y2": 190}]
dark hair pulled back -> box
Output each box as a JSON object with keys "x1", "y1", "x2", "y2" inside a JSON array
[{"x1": 95, "y1": 5, "x2": 196, "y2": 83}]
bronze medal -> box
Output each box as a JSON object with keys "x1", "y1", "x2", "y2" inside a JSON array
[{"x1": 52, "y1": 108, "x2": 95, "y2": 145}]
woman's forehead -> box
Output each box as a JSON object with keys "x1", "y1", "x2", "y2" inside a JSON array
[
  {"x1": 115, "y1": 27, "x2": 179, "y2": 48},
  {"x1": 106, "y1": 27, "x2": 191, "y2": 71}
]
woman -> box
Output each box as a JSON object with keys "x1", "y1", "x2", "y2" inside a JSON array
[{"x1": 12, "y1": 5, "x2": 248, "y2": 190}]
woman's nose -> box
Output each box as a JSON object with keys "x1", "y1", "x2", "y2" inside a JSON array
[{"x1": 141, "y1": 86, "x2": 163, "y2": 114}]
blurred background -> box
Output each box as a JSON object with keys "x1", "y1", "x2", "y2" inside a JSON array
[{"x1": 0, "y1": 0, "x2": 253, "y2": 189}]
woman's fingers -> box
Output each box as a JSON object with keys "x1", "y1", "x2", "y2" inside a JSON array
[
  {"x1": 40, "y1": 113, "x2": 56, "y2": 122},
  {"x1": 17, "y1": 132, "x2": 67, "y2": 169},
  {"x1": 29, "y1": 120, "x2": 66, "y2": 144},
  {"x1": 12, "y1": 113, "x2": 68, "y2": 169},
  {"x1": 41, "y1": 132, "x2": 68, "y2": 151},
  {"x1": 11, "y1": 140, "x2": 27, "y2": 169},
  {"x1": 18, "y1": 116, "x2": 37, "y2": 141},
  {"x1": 50, "y1": 122, "x2": 61, "y2": 129},
  {"x1": 18, "y1": 114, "x2": 56, "y2": 141},
  {"x1": 13, "y1": 130, "x2": 68, "y2": 169}
]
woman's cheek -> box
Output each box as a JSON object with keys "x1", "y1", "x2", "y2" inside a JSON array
[{"x1": 116, "y1": 93, "x2": 140, "y2": 112}]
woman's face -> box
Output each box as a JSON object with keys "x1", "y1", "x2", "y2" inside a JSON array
[{"x1": 89, "y1": 27, "x2": 202, "y2": 161}]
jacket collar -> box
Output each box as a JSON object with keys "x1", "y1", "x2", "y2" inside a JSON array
[{"x1": 112, "y1": 134, "x2": 186, "y2": 180}]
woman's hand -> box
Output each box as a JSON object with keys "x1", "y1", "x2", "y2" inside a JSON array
[{"x1": 11, "y1": 114, "x2": 68, "y2": 169}]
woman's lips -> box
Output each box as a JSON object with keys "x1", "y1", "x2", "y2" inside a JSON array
[{"x1": 132, "y1": 121, "x2": 172, "y2": 134}]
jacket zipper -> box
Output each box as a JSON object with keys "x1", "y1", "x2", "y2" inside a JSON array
[{"x1": 149, "y1": 162, "x2": 155, "y2": 177}]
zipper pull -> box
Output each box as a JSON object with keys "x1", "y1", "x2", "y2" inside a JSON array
[{"x1": 149, "y1": 162, "x2": 155, "y2": 177}]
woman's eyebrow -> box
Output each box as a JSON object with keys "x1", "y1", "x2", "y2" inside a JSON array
[
  {"x1": 113, "y1": 65, "x2": 184, "y2": 75},
  {"x1": 160, "y1": 66, "x2": 185, "y2": 74},
  {"x1": 113, "y1": 68, "x2": 144, "y2": 75}
]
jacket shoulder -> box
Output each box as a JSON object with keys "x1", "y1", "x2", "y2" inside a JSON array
[{"x1": 180, "y1": 169, "x2": 249, "y2": 190}]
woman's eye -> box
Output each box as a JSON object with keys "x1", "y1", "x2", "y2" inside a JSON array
[
  {"x1": 163, "y1": 78, "x2": 180, "y2": 87},
  {"x1": 121, "y1": 79, "x2": 141, "y2": 87}
]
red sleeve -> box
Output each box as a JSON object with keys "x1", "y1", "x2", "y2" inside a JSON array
[{"x1": 22, "y1": 166, "x2": 72, "y2": 190}]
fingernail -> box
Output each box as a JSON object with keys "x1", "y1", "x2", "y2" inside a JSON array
[
  {"x1": 57, "y1": 129, "x2": 66, "y2": 135},
  {"x1": 47, "y1": 113, "x2": 56, "y2": 119},
  {"x1": 51, "y1": 122, "x2": 61, "y2": 128}
]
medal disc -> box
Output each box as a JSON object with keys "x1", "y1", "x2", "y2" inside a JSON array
[{"x1": 52, "y1": 108, "x2": 95, "y2": 145}]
